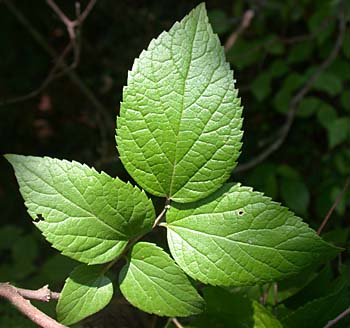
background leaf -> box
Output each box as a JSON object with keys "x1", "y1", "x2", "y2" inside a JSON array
[
  {"x1": 5, "y1": 154, "x2": 155, "y2": 264},
  {"x1": 192, "y1": 287, "x2": 282, "y2": 328},
  {"x1": 281, "y1": 276, "x2": 350, "y2": 328},
  {"x1": 119, "y1": 242, "x2": 204, "y2": 317},
  {"x1": 280, "y1": 178, "x2": 310, "y2": 216},
  {"x1": 166, "y1": 183, "x2": 338, "y2": 286},
  {"x1": 326, "y1": 117, "x2": 350, "y2": 148},
  {"x1": 116, "y1": 3, "x2": 243, "y2": 203},
  {"x1": 57, "y1": 264, "x2": 113, "y2": 325}
]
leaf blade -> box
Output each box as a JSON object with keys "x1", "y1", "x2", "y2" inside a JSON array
[
  {"x1": 119, "y1": 242, "x2": 205, "y2": 317},
  {"x1": 116, "y1": 3, "x2": 243, "y2": 203},
  {"x1": 57, "y1": 265, "x2": 113, "y2": 325},
  {"x1": 5, "y1": 154, "x2": 155, "y2": 264},
  {"x1": 166, "y1": 183, "x2": 339, "y2": 286}
]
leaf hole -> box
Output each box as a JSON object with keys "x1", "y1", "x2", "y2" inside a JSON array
[
  {"x1": 34, "y1": 214, "x2": 44, "y2": 222},
  {"x1": 238, "y1": 209, "x2": 244, "y2": 216}
]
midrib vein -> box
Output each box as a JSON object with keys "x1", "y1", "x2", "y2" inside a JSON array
[{"x1": 168, "y1": 11, "x2": 201, "y2": 198}]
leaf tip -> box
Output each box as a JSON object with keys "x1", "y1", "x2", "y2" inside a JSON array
[{"x1": 4, "y1": 153, "x2": 21, "y2": 165}]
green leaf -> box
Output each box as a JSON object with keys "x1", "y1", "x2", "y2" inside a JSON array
[
  {"x1": 277, "y1": 165, "x2": 300, "y2": 179},
  {"x1": 166, "y1": 183, "x2": 338, "y2": 286},
  {"x1": 341, "y1": 90, "x2": 350, "y2": 111},
  {"x1": 330, "y1": 186, "x2": 347, "y2": 216},
  {"x1": 264, "y1": 35, "x2": 285, "y2": 55},
  {"x1": 268, "y1": 60, "x2": 289, "y2": 78},
  {"x1": 280, "y1": 178, "x2": 310, "y2": 216},
  {"x1": 11, "y1": 234, "x2": 39, "y2": 280},
  {"x1": 317, "y1": 102, "x2": 337, "y2": 129},
  {"x1": 207, "y1": 9, "x2": 230, "y2": 35},
  {"x1": 282, "y1": 265, "x2": 333, "y2": 310},
  {"x1": 287, "y1": 42, "x2": 314, "y2": 64},
  {"x1": 0, "y1": 225, "x2": 22, "y2": 250},
  {"x1": 327, "y1": 117, "x2": 350, "y2": 148},
  {"x1": 329, "y1": 59, "x2": 350, "y2": 82},
  {"x1": 308, "y1": 5, "x2": 337, "y2": 44},
  {"x1": 119, "y1": 242, "x2": 204, "y2": 317},
  {"x1": 251, "y1": 73, "x2": 272, "y2": 101},
  {"x1": 281, "y1": 277, "x2": 350, "y2": 328},
  {"x1": 296, "y1": 97, "x2": 321, "y2": 118},
  {"x1": 41, "y1": 254, "x2": 78, "y2": 285},
  {"x1": 193, "y1": 287, "x2": 282, "y2": 328},
  {"x1": 116, "y1": 3, "x2": 243, "y2": 203},
  {"x1": 273, "y1": 73, "x2": 305, "y2": 113},
  {"x1": 343, "y1": 29, "x2": 350, "y2": 58},
  {"x1": 5, "y1": 154, "x2": 155, "y2": 264},
  {"x1": 246, "y1": 163, "x2": 278, "y2": 199},
  {"x1": 227, "y1": 39, "x2": 263, "y2": 70},
  {"x1": 312, "y1": 71, "x2": 343, "y2": 96},
  {"x1": 57, "y1": 264, "x2": 113, "y2": 325}
]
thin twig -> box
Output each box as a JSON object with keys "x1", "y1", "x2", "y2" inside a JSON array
[
  {"x1": 273, "y1": 282, "x2": 279, "y2": 317},
  {"x1": 172, "y1": 317, "x2": 184, "y2": 328},
  {"x1": 1, "y1": 42, "x2": 73, "y2": 106},
  {"x1": 46, "y1": 0, "x2": 97, "y2": 35},
  {"x1": 1, "y1": 0, "x2": 100, "y2": 107},
  {"x1": 153, "y1": 201, "x2": 171, "y2": 228},
  {"x1": 46, "y1": 0, "x2": 97, "y2": 68},
  {"x1": 77, "y1": 0, "x2": 98, "y2": 23},
  {"x1": 235, "y1": 6, "x2": 346, "y2": 173},
  {"x1": 2, "y1": 0, "x2": 112, "y2": 159},
  {"x1": 15, "y1": 284, "x2": 60, "y2": 302},
  {"x1": 1, "y1": 0, "x2": 96, "y2": 105},
  {"x1": 317, "y1": 177, "x2": 350, "y2": 235},
  {"x1": 324, "y1": 307, "x2": 350, "y2": 328},
  {"x1": 224, "y1": 9, "x2": 254, "y2": 52},
  {"x1": 260, "y1": 284, "x2": 272, "y2": 305},
  {"x1": 0, "y1": 283, "x2": 65, "y2": 328}
]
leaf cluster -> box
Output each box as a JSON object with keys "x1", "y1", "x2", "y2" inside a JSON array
[{"x1": 3, "y1": 2, "x2": 349, "y2": 328}]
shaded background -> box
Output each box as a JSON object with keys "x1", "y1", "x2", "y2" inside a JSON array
[{"x1": 0, "y1": 0, "x2": 349, "y2": 327}]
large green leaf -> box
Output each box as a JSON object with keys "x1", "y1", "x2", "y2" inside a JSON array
[
  {"x1": 116, "y1": 3, "x2": 242, "y2": 203},
  {"x1": 119, "y1": 242, "x2": 205, "y2": 317},
  {"x1": 193, "y1": 287, "x2": 282, "y2": 328},
  {"x1": 166, "y1": 183, "x2": 338, "y2": 286},
  {"x1": 57, "y1": 265, "x2": 113, "y2": 325},
  {"x1": 5, "y1": 154, "x2": 155, "y2": 264}
]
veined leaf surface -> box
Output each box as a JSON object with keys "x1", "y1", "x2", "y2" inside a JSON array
[
  {"x1": 57, "y1": 265, "x2": 113, "y2": 325},
  {"x1": 166, "y1": 183, "x2": 339, "y2": 286},
  {"x1": 119, "y1": 242, "x2": 205, "y2": 317},
  {"x1": 116, "y1": 3, "x2": 242, "y2": 203},
  {"x1": 5, "y1": 154, "x2": 155, "y2": 264}
]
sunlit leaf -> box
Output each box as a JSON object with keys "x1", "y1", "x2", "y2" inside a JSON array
[
  {"x1": 116, "y1": 3, "x2": 243, "y2": 203},
  {"x1": 57, "y1": 265, "x2": 113, "y2": 325},
  {"x1": 166, "y1": 183, "x2": 338, "y2": 286},
  {"x1": 119, "y1": 242, "x2": 204, "y2": 317},
  {"x1": 5, "y1": 154, "x2": 155, "y2": 264}
]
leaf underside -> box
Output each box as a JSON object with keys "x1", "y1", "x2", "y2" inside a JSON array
[
  {"x1": 119, "y1": 242, "x2": 205, "y2": 317},
  {"x1": 57, "y1": 265, "x2": 113, "y2": 325},
  {"x1": 5, "y1": 154, "x2": 155, "y2": 264},
  {"x1": 116, "y1": 3, "x2": 242, "y2": 203},
  {"x1": 166, "y1": 183, "x2": 339, "y2": 286}
]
